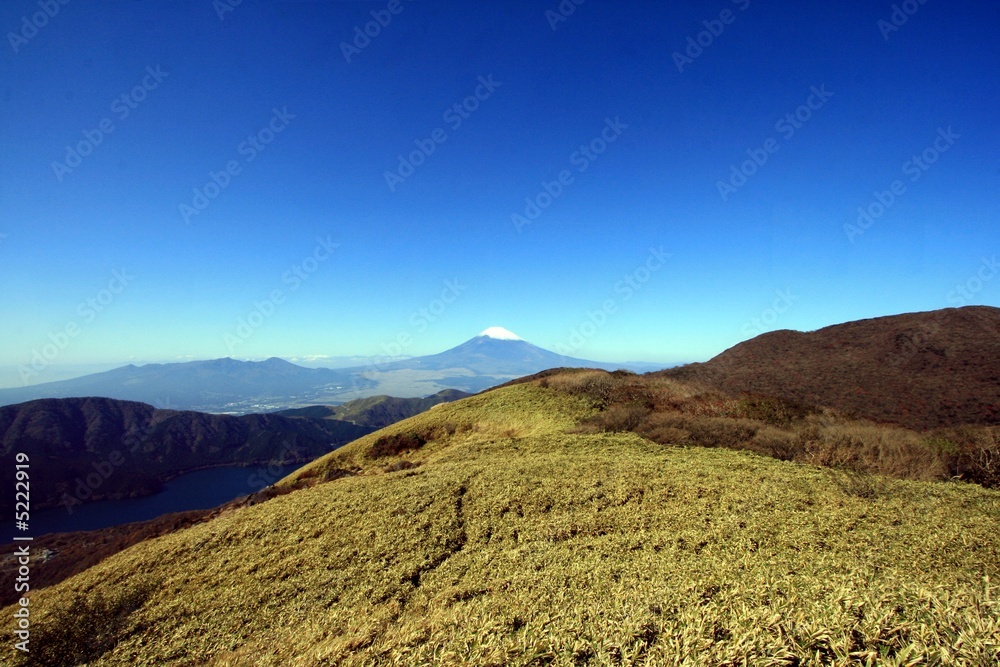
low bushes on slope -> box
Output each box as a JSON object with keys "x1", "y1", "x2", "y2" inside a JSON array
[{"x1": 548, "y1": 369, "x2": 1000, "y2": 490}]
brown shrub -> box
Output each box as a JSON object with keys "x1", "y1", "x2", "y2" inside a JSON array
[
  {"x1": 546, "y1": 370, "x2": 652, "y2": 410},
  {"x1": 369, "y1": 431, "x2": 427, "y2": 458},
  {"x1": 831, "y1": 468, "x2": 889, "y2": 499},
  {"x1": 322, "y1": 467, "x2": 355, "y2": 482},
  {"x1": 800, "y1": 423, "x2": 948, "y2": 482},
  {"x1": 384, "y1": 460, "x2": 421, "y2": 473},
  {"x1": 246, "y1": 484, "x2": 296, "y2": 504},
  {"x1": 747, "y1": 426, "x2": 800, "y2": 461},
  {"x1": 367, "y1": 422, "x2": 468, "y2": 458},
  {"x1": 732, "y1": 394, "x2": 815, "y2": 427},
  {"x1": 573, "y1": 403, "x2": 651, "y2": 433},
  {"x1": 680, "y1": 392, "x2": 742, "y2": 419},
  {"x1": 634, "y1": 412, "x2": 687, "y2": 444},
  {"x1": 634, "y1": 412, "x2": 758, "y2": 450},
  {"x1": 546, "y1": 368, "x2": 1000, "y2": 490},
  {"x1": 683, "y1": 418, "x2": 759, "y2": 449},
  {"x1": 929, "y1": 426, "x2": 1000, "y2": 487},
  {"x1": 638, "y1": 425, "x2": 691, "y2": 446}
]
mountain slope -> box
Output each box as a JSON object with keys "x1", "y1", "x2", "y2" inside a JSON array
[
  {"x1": 274, "y1": 389, "x2": 470, "y2": 428},
  {"x1": 0, "y1": 397, "x2": 373, "y2": 512},
  {"x1": 377, "y1": 327, "x2": 625, "y2": 376},
  {"x1": 5, "y1": 380, "x2": 998, "y2": 666},
  {"x1": 659, "y1": 306, "x2": 1000, "y2": 430},
  {"x1": 341, "y1": 327, "x2": 668, "y2": 398}
]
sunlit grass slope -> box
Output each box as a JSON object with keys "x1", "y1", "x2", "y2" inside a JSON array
[{"x1": 5, "y1": 382, "x2": 999, "y2": 666}]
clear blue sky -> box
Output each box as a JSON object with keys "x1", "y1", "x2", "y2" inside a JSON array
[{"x1": 1, "y1": 0, "x2": 997, "y2": 386}]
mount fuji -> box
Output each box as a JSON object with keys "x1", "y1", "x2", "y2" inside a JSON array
[
  {"x1": 370, "y1": 327, "x2": 636, "y2": 377},
  {"x1": 0, "y1": 328, "x2": 667, "y2": 411},
  {"x1": 331, "y1": 327, "x2": 667, "y2": 399}
]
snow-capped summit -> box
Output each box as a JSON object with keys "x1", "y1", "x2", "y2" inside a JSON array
[{"x1": 478, "y1": 326, "x2": 524, "y2": 341}]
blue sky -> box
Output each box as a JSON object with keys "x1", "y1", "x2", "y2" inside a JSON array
[{"x1": 1, "y1": 0, "x2": 998, "y2": 386}]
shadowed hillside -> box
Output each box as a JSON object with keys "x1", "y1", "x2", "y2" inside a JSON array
[
  {"x1": 658, "y1": 306, "x2": 1000, "y2": 430},
  {"x1": 0, "y1": 397, "x2": 374, "y2": 512},
  {"x1": 5, "y1": 379, "x2": 997, "y2": 665}
]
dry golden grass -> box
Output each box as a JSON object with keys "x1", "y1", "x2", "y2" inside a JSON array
[
  {"x1": 3, "y1": 381, "x2": 999, "y2": 666},
  {"x1": 554, "y1": 369, "x2": 1000, "y2": 490}
]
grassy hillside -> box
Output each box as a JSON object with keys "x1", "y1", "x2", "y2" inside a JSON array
[{"x1": 4, "y1": 380, "x2": 999, "y2": 666}]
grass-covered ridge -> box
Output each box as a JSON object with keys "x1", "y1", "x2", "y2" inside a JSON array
[{"x1": 4, "y1": 380, "x2": 999, "y2": 665}]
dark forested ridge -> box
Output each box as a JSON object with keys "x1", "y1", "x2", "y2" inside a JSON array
[{"x1": 0, "y1": 396, "x2": 375, "y2": 511}]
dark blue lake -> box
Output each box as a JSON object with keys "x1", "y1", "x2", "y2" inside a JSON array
[{"x1": 25, "y1": 462, "x2": 305, "y2": 537}]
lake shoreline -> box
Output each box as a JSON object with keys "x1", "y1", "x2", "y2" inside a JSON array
[
  {"x1": 32, "y1": 456, "x2": 321, "y2": 513},
  {"x1": 25, "y1": 461, "x2": 313, "y2": 538}
]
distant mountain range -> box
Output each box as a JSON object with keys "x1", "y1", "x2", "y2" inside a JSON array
[
  {"x1": 0, "y1": 328, "x2": 666, "y2": 412},
  {"x1": 659, "y1": 305, "x2": 1000, "y2": 430},
  {"x1": 0, "y1": 357, "x2": 365, "y2": 413}
]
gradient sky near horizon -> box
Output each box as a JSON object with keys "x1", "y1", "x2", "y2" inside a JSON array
[{"x1": 1, "y1": 0, "x2": 998, "y2": 387}]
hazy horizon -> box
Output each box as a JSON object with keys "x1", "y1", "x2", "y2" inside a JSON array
[
  {"x1": 4, "y1": 302, "x2": 995, "y2": 391},
  {"x1": 0, "y1": 323, "x2": 689, "y2": 389}
]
